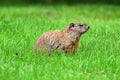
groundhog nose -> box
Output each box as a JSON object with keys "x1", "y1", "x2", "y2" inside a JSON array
[{"x1": 88, "y1": 26, "x2": 90, "y2": 29}]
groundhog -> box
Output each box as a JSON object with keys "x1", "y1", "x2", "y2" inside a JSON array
[{"x1": 34, "y1": 22, "x2": 90, "y2": 54}]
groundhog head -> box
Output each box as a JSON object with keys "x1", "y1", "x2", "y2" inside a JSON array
[{"x1": 68, "y1": 22, "x2": 90, "y2": 35}]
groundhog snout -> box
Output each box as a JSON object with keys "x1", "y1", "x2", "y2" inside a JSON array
[
  {"x1": 84, "y1": 25, "x2": 90, "y2": 30},
  {"x1": 86, "y1": 26, "x2": 90, "y2": 30}
]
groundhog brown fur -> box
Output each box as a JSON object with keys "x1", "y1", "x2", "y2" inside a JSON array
[{"x1": 34, "y1": 22, "x2": 90, "y2": 54}]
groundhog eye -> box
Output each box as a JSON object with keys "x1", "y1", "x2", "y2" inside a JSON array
[{"x1": 79, "y1": 24, "x2": 83, "y2": 27}]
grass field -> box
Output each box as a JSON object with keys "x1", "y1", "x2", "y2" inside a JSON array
[{"x1": 0, "y1": 4, "x2": 120, "y2": 80}]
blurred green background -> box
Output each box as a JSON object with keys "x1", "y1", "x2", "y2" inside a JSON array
[{"x1": 0, "y1": 0, "x2": 120, "y2": 4}]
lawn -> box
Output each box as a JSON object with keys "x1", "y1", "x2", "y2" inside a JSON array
[{"x1": 0, "y1": 4, "x2": 120, "y2": 80}]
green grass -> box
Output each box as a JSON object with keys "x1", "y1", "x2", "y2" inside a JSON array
[{"x1": 0, "y1": 4, "x2": 120, "y2": 80}]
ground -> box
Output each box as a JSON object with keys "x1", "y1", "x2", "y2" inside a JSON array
[{"x1": 0, "y1": 4, "x2": 120, "y2": 80}]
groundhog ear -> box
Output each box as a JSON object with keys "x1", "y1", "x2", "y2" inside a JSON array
[{"x1": 69, "y1": 23, "x2": 74, "y2": 29}]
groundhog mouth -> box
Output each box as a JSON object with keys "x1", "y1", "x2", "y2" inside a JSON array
[{"x1": 81, "y1": 28, "x2": 89, "y2": 34}]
